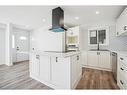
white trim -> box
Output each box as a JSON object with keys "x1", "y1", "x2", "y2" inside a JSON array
[
  {"x1": 30, "y1": 72, "x2": 82, "y2": 89},
  {"x1": 88, "y1": 26, "x2": 109, "y2": 46},
  {"x1": 82, "y1": 65, "x2": 112, "y2": 72},
  {"x1": 72, "y1": 72, "x2": 82, "y2": 89}
]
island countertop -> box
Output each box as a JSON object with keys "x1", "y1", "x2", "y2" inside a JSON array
[{"x1": 31, "y1": 51, "x2": 81, "y2": 58}]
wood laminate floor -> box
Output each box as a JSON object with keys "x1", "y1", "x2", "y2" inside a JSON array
[
  {"x1": 76, "y1": 68, "x2": 119, "y2": 89},
  {"x1": 0, "y1": 61, "x2": 52, "y2": 89},
  {"x1": 0, "y1": 61, "x2": 119, "y2": 89}
]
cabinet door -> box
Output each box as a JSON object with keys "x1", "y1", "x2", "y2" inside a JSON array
[
  {"x1": 87, "y1": 51, "x2": 98, "y2": 67},
  {"x1": 76, "y1": 54, "x2": 81, "y2": 77},
  {"x1": 71, "y1": 54, "x2": 81, "y2": 88},
  {"x1": 120, "y1": 11, "x2": 126, "y2": 34},
  {"x1": 116, "y1": 8, "x2": 127, "y2": 36},
  {"x1": 39, "y1": 56, "x2": 50, "y2": 82},
  {"x1": 30, "y1": 54, "x2": 40, "y2": 77},
  {"x1": 122, "y1": 8, "x2": 127, "y2": 33},
  {"x1": 81, "y1": 51, "x2": 87, "y2": 66},
  {"x1": 71, "y1": 55, "x2": 77, "y2": 87},
  {"x1": 98, "y1": 52, "x2": 111, "y2": 69},
  {"x1": 116, "y1": 18, "x2": 121, "y2": 36},
  {"x1": 51, "y1": 57, "x2": 70, "y2": 88}
]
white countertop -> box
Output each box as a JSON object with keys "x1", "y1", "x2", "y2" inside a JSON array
[
  {"x1": 110, "y1": 50, "x2": 127, "y2": 56},
  {"x1": 88, "y1": 49, "x2": 127, "y2": 56},
  {"x1": 31, "y1": 51, "x2": 81, "y2": 58}
]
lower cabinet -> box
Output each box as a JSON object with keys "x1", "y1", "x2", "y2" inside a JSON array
[
  {"x1": 117, "y1": 54, "x2": 127, "y2": 89},
  {"x1": 87, "y1": 51, "x2": 98, "y2": 67},
  {"x1": 87, "y1": 51, "x2": 111, "y2": 71},
  {"x1": 51, "y1": 57, "x2": 70, "y2": 89},
  {"x1": 39, "y1": 56, "x2": 50, "y2": 82},
  {"x1": 30, "y1": 53, "x2": 82, "y2": 89},
  {"x1": 98, "y1": 51, "x2": 111, "y2": 69},
  {"x1": 30, "y1": 53, "x2": 40, "y2": 77},
  {"x1": 71, "y1": 54, "x2": 81, "y2": 88}
]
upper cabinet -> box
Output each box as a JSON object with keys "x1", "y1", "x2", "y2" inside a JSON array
[
  {"x1": 116, "y1": 7, "x2": 127, "y2": 36},
  {"x1": 88, "y1": 26, "x2": 109, "y2": 46}
]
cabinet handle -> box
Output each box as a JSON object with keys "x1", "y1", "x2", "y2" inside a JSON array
[
  {"x1": 120, "y1": 80, "x2": 124, "y2": 85},
  {"x1": 120, "y1": 68, "x2": 124, "y2": 71},
  {"x1": 97, "y1": 52, "x2": 100, "y2": 55},
  {"x1": 77, "y1": 56, "x2": 79, "y2": 60},
  {"x1": 17, "y1": 47, "x2": 19, "y2": 51},
  {"x1": 36, "y1": 55, "x2": 40, "y2": 59},
  {"x1": 120, "y1": 58, "x2": 124, "y2": 60},
  {"x1": 56, "y1": 57, "x2": 58, "y2": 62},
  {"x1": 117, "y1": 32, "x2": 119, "y2": 35},
  {"x1": 124, "y1": 26, "x2": 127, "y2": 31}
]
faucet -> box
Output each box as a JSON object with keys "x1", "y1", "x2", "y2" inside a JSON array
[{"x1": 97, "y1": 43, "x2": 99, "y2": 50}]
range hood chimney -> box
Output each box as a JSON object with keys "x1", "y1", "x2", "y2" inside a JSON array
[{"x1": 49, "y1": 7, "x2": 67, "y2": 32}]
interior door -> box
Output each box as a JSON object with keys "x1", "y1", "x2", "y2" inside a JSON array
[{"x1": 13, "y1": 29, "x2": 30, "y2": 62}]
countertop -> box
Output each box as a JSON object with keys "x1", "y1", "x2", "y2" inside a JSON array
[
  {"x1": 31, "y1": 50, "x2": 81, "y2": 58},
  {"x1": 88, "y1": 49, "x2": 127, "y2": 56},
  {"x1": 110, "y1": 50, "x2": 127, "y2": 56}
]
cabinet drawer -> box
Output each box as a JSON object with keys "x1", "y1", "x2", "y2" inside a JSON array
[
  {"x1": 118, "y1": 73, "x2": 127, "y2": 89},
  {"x1": 119, "y1": 59, "x2": 127, "y2": 80}
]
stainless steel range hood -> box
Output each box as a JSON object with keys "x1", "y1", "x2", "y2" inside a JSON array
[{"x1": 49, "y1": 7, "x2": 67, "y2": 32}]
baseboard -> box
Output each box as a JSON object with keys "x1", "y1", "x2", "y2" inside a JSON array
[
  {"x1": 82, "y1": 65, "x2": 112, "y2": 72},
  {"x1": 73, "y1": 72, "x2": 82, "y2": 89},
  {"x1": 30, "y1": 74, "x2": 63, "y2": 89}
]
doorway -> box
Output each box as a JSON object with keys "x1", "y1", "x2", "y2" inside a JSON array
[{"x1": 12, "y1": 27, "x2": 30, "y2": 64}]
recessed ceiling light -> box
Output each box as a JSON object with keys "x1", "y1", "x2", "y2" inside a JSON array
[
  {"x1": 75, "y1": 17, "x2": 79, "y2": 20},
  {"x1": 42, "y1": 19, "x2": 46, "y2": 22},
  {"x1": 95, "y1": 11, "x2": 100, "y2": 14}
]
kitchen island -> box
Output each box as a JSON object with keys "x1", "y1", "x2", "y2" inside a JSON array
[{"x1": 29, "y1": 51, "x2": 82, "y2": 89}]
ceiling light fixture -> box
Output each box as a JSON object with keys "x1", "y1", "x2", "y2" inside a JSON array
[
  {"x1": 75, "y1": 17, "x2": 79, "y2": 20},
  {"x1": 42, "y1": 19, "x2": 46, "y2": 22},
  {"x1": 95, "y1": 11, "x2": 100, "y2": 14}
]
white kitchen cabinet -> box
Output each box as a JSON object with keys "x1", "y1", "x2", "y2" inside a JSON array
[
  {"x1": 98, "y1": 51, "x2": 111, "y2": 69},
  {"x1": 81, "y1": 51, "x2": 87, "y2": 66},
  {"x1": 117, "y1": 53, "x2": 127, "y2": 89},
  {"x1": 30, "y1": 52, "x2": 82, "y2": 89},
  {"x1": 30, "y1": 53, "x2": 40, "y2": 77},
  {"x1": 51, "y1": 57, "x2": 70, "y2": 89},
  {"x1": 71, "y1": 54, "x2": 81, "y2": 88},
  {"x1": 116, "y1": 7, "x2": 127, "y2": 36},
  {"x1": 51, "y1": 53, "x2": 81, "y2": 89},
  {"x1": 39, "y1": 56, "x2": 50, "y2": 82},
  {"x1": 88, "y1": 26, "x2": 109, "y2": 46},
  {"x1": 87, "y1": 51, "x2": 111, "y2": 71},
  {"x1": 87, "y1": 51, "x2": 98, "y2": 67}
]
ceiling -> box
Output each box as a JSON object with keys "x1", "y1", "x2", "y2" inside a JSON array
[{"x1": 0, "y1": 6, "x2": 125, "y2": 29}]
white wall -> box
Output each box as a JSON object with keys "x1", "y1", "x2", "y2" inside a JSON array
[
  {"x1": 0, "y1": 27, "x2": 6, "y2": 65},
  {"x1": 30, "y1": 26, "x2": 65, "y2": 52}
]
